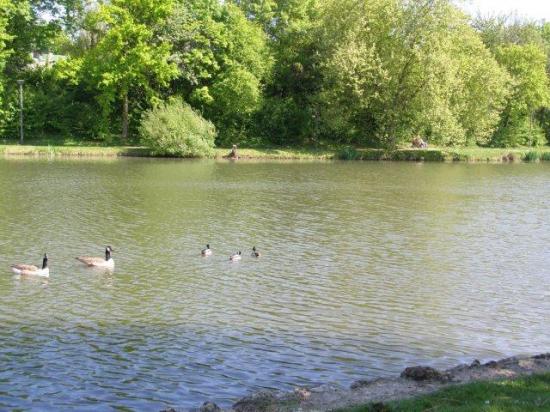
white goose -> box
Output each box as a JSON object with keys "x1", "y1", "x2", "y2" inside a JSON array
[
  {"x1": 11, "y1": 254, "x2": 49, "y2": 277},
  {"x1": 76, "y1": 246, "x2": 114, "y2": 269}
]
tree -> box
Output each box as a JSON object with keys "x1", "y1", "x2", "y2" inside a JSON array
[
  {"x1": 473, "y1": 16, "x2": 550, "y2": 146},
  {"x1": 0, "y1": 0, "x2": 14, "y2": 110},
  {"x1": 473, "y1": 15, "x2": 547, "y2": 51},
  {"x1": 319, "y1": 0, "x2": 509, "y2": 148},
  {"x1": 2, "y1": 0, "x2": 548, "y2": 147},
  {"x1": 492, "y1": 44, "x2": 550, "y2": 146},
  {"x1": 76, "y1": 0, "x2": 178, "y2": 139},
  {"x1": 161, "y1": 0, "x2": 272, "y2": 144},
  {"x1": 34, "y1": 0, "x2": 87, "y2": 35},
  {"x1": 0, "y1": 0, "x2": 106, "y2": 141},
  {"x1": 234, "y1": 0, "x2": 323, "y2": 145}
]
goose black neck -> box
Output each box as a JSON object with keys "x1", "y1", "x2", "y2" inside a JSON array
[
  {"x1": 42, "y1": 256, "x2": 48, "y2": 269},
  {"x1": 105, "y1": 249, "x2": 111, "y2": 261}
]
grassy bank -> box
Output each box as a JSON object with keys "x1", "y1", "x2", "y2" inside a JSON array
[
  {"x1": 2, "y1": 140, "x2": 550, "y2": 161},
  {"x1": 0, "y1": 137, "x2": 149, "y2": 157},
  {"x1": 339, "y1": 146, "x2": 550, "y2": 162},
  {"x1": 0, "y1": 143, "x2": 150, "y2": 157},
  {"x1": 339, "y1": 373, "x2": 550, "y2": 412},
  {"x1": 213, "y1": 146, "x2": 337, "y2": 159},
  {"x1": 0, "y1": 144, "x2": 333, "y2": 159}
]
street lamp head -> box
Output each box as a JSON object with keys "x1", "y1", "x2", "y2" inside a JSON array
[{"x1": 16, "y1": 80, "x2": 25, "y2": 86}]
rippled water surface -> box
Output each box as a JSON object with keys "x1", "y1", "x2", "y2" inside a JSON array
[{"x1": 0, "y1": 159, "x2": 549, "y2": 410}]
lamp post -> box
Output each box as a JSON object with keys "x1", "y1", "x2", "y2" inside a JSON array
[{"x1": 16, "y1": 80, "x2": 24, "y2": 144}]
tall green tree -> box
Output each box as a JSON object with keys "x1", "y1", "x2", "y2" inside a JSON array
[
  {"x1": 473, "y1": 16, "x2": 547, "y2": 51},
  {"x1": 161, "y1": 0, "x2": 272, "y2": 144},
  {"x1": 319, "y1": 0, "x2": 509, "y2": 148},
  {"x1": 492, "y1": 44, "x2": 550, "y2": 146},
  {"x1": 1, "y1": 0, "x2": 69, "y2": 136},
  {"x1": 234, "y1": 0, "x2": 323, "y2": 145},
  {"x1": 35, "y1": 0, "x2": 87, "y2": 35},
  {"x1": 0, "y1": 0, "x2": 31, "y2": 133},
  {"x1": 70, "y1": 0, "x2": 178, "y2": 139},
  {"x1": 474, "y1": 16, "x2": 550, "y2": 146},
  {"x1": 3, "y1": 0, "x2": 62, "y2": 77},
  {"x1": 0, "y1": 0, "x2": 14, "y2": 110}
]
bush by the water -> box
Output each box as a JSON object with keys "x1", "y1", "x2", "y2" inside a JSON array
[
  {"x1": 338, "y1": 146, "x2": 362, "y2": 160},
  {"x1": 140, "y1": 99, "x2": 216, "y2": 157},
  {"x1": 523, "y1": 151, "x2": 541, "y2": 162}
]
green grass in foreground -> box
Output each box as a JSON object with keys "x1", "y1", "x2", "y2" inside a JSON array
[{"x1": 337, "y1": 373, "x2": 550, "y2": 412}]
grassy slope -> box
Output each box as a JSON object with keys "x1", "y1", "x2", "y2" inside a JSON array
[
  {"x1": 1, "y1": 139, "x2": 550, "y2": 161},
  {"x1": 213, "y1": 147, "x2": 337, "y2": 159},
  {"x1": 338, "y1": 373, "x2": 550, "y2": 412},
  {"x1": 0, "y1": 137, "x2": 148, "y2": 157},
  {"x1": 352, "y1": 147, "x2": 550, "y2": 162},
  {"x1": 0, "y1": 144, "x2": 149, "y2": 157}
]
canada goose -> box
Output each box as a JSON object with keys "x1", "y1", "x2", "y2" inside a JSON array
[
  {"x1": 76, "y1": 246, "x2": 114, "y2": 268},
  {"x1": 11, "y1": 254, "x2": 49, "y2": 277},
  {"x1": 251, "y1": 246, "x2": 261, "y2": 258},
  {"x1": 201, "y1": 244, "x2": 212, "y2": 256},
  {"x1": 229, "y1": 251, "x2": 242, "y2": 261}
]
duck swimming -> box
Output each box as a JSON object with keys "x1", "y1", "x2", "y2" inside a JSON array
[
  {"x1": 11, "y1": 254, "x2": 49, "y2": 277},
  {"x1": 251, "y1": 246, "x2": 261, "y2": 258},
  {"x1": 201, "y1": 244, "x2": 212, "y2": 256},
  {"x1": 76, "y1": 246, "x2": 114, "y2": 269},
  {"x1": 229, "y1": 251, "x2": 242, "y2": 261}
]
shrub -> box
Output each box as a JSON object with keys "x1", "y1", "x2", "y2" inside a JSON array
[
  {"x1": 140, "y1": 98, "x2": 216, "y2": 157},
  {"x1": 338, "y1": 146, "x2": 362, "y2": 160},
  {"x1": 523, "y1": 151, "x2": 541, "y2": 162},
  {"x1": 492, "y1": 116, "x2": 547, "y2": 147},
  {"x1": 360, "y1": 149, "x2": 385, "y2": 160}
]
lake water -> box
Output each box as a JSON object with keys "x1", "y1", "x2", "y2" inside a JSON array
[{"x1": 0, "y1": 158, "x2": 549, "y2": 410}]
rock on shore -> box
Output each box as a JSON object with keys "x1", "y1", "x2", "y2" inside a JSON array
[{"x1": 162, "y1": 353, "x2": 550, "y2": 412}]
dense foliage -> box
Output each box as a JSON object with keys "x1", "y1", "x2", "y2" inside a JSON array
[
  {"x1": 318, "y1": 0, "x2": 510, "y2": 147},
  {"x1": 160, "y1": 0, "x2": 272, "y2": 145},
  {"x1": 140, "y1": 98, "x2": 216, "y2": 157},
  {"x1": 1, "y1": 0, "x2": 549, "y2": 149}
]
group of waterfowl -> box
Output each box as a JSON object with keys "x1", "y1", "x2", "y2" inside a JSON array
[
  {"x1": 10, "y1": 244, "x2": 261, "y2": 278},
  {"x1": 201, "y1": 244, "x2": 261, "y2": 260},
  {"x1": 10, "y1": 246, "x2": 114, "y2": 278}
]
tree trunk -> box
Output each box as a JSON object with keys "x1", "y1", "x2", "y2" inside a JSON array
[{"x1": 122, "y1": 92, "x2": 129, "y2": 141}]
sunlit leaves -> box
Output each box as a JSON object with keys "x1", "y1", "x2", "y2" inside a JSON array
[
  {"x1": 163, "y1": 0, "x2": 272, "y2": 143},
  {"x1": 75, "y1": 0, "x2": 178, "y2": 134},
  {"x1": 320, "y1": 0, "x2": 510, "y2": 147}
]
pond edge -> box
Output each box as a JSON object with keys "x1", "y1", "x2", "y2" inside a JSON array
[{"x1": 166, "y1": 353, "x2": 550, "y2": 412}]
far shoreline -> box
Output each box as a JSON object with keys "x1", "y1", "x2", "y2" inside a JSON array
[{"x1": 2, "y1": 143, "x2": 550, "y2": 163}]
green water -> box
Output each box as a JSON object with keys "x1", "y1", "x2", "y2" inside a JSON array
[{"x1": 0, "y1": 159, "x2": 548, "y2": 410}]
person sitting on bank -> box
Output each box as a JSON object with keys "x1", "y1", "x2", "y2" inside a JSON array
[
  {"x1": 411, "y1": 136, "x2": 428, "y2": 148},
  {"x1": 225, "y1": 144, "x2": 239, "y2": 159}
]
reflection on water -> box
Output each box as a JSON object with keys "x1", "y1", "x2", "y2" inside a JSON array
[{"x1": 0, "y1": 159, "x2": 549, "y2": 409}]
